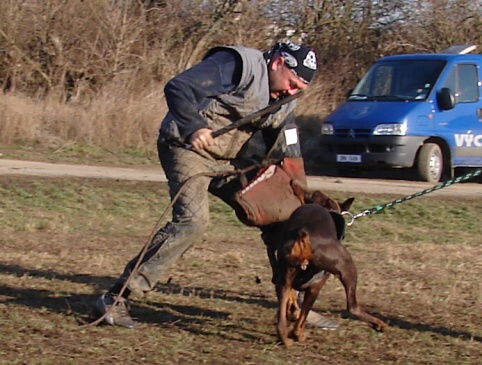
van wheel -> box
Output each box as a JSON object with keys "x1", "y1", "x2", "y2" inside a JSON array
[{"x1": 417, "y1": 143, "x2": 443, "y2": 182}]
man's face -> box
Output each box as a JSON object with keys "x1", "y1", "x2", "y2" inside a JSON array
[{"x1": 268, "y1": 56, "x2": 308, "y2": 99}]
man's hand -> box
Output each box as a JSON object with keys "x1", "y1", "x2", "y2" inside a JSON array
[{"x1": 189, "y1": 128, "x2": 214, "y2": 150}]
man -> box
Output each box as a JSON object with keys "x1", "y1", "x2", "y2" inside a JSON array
[{"x1": 94, "y1": 41, "x2": 337, "y2": 330}]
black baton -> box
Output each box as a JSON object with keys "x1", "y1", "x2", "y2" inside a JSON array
[
  {"x1": 164, "y1": 91, "x2": 304, "y2": 149},
  {"x1": 211, "y1": 91, "x2": 303, "y2": 138}
]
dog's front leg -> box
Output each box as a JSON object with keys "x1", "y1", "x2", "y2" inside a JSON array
[
  {"x1": 286, "y1": 289, "x2": 300, "y2": 322},
  {"x1": 276, "y1": 269, "x2": 296, "y2": 347},
  {"x1": 292, "y1": 273, "x2": 329, "y2": 342}
]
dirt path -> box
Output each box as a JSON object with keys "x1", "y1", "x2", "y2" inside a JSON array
[{"x1": 0, "y1": 158, "x2": 480, "y2": 198}]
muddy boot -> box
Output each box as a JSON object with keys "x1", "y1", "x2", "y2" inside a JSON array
[
  {"x1": 94, "y1": 293, "x2": 136, "y2": 329},
  {"x1": 305, "y1": 311, "x2": 339, "y2": 330},
  {"x1": 297, "y1": 293, "x2": 339, "y2": 330}
]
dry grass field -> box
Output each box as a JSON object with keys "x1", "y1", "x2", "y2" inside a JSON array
[
  {"x1": 0, "y1": 162, "x2": 480, "y2": 365},
  {"x1": 2, "y1": 2, "x2": 481, "y2": 363}
]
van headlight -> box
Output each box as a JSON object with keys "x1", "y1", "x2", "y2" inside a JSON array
[
  {"x1": 321, "y1": 122, "x2": 334, "y2": 135},
  {"x1": 373, "y1": 123, "x2": 407, "y2": 135}
]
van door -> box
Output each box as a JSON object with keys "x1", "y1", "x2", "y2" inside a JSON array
[{"x1": 437, "y1": 63, "x2": 482, "y2": 167}]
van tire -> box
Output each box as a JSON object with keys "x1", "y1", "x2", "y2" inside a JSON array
[{"x1": 417, "y1": 143, "x2": 443, "y2": 182}]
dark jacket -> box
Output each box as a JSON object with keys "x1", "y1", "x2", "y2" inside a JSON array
[{"x1": 160, "y1": 46, "x2": 297, "y2": 159}]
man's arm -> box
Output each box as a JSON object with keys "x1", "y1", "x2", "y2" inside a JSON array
[{"x1": 163, "y1": 49, "x2": 242, "y2": 143}]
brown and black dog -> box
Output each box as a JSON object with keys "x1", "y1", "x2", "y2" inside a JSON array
[{"x1": 273, "y1": 180, "x2": 387, "y2": 346}]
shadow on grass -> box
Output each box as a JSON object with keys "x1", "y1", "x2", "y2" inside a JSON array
[
  {"x1": 382, "y1": 314, "x2": 481, "y2": 342},
  {"x1": 0, "y1": 262, "x2": 273, "y2": 308},
  {"x1": 1, "y1": 262, "x2": 480, "y2": 343},
  {"x1": 133, "y1": 303, "x2": 267, "y2": 343},
  {"x1": 0, "y1": 262, "x2": 271, "y2": 335},
  {"x1": 336, "y1": 309, "x2": 481, "y2": 343},
  {"x1": 155, "y1": 281, "x2": 274, "y2": 308},
  {"x1": 0, "y1": 263, "x2": 113, "y2": 289}
]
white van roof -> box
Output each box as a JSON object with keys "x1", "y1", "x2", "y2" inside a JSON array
[{"x1": 440, "y1": 45, "x2": 477, "y2": 54}]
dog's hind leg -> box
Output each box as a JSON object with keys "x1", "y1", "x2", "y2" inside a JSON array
[
  {"x1": 267, "y1": 245, "x2": 278, "y2": 284},
  {"x1": 337, "y1": 254, "x2": 387, "y2": 331},
  {"x1": 261, "y1": 226, "x2": 283, "y2": 285}
]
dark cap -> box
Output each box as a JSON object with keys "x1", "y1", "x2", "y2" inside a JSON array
[{"x1": 272, "y1": 42, "x2": 317, "y2": 84}]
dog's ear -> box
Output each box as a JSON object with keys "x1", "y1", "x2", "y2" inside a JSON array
[
  {"x1": 290, "y1": 179, "x2": 308, "y2": 205},
  {"x1": 339, "y1": 197, "x2": 355, "y2": 211},
  {"x1": 311, "y1": 191, "x2": 341, "y2": 212}
]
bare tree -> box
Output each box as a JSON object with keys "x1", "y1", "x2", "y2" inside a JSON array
[{"x1": 1, "y1": 0, "x2": 481, "y2": 108}]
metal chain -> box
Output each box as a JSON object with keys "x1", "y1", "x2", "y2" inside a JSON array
[{"x1": 343, "y1": 168, "x2": 481, "y2": 226}]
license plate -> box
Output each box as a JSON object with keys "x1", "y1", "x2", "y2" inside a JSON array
[{"x1": 336, "y1": 154, "x2": 362, "y2": 163}]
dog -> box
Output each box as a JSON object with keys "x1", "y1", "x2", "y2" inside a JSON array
[
  {"x1": 260, "y1": 179, "x2": 352, "y2": 322},
  {"x1": 272, "y1": 180, "x2": 387, "y2": 346},
  {"x1": 262, "y1": 180, "x2": 349, "y2": 283}
]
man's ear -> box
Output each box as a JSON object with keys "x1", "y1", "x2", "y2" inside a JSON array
[{"x1": 270, "y1": 54, "x2": 284, "y2": 71}]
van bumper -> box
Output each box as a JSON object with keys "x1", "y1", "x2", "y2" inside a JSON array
[{"x1": 319, "y1": 135, "x2": 426, "y2": 168}]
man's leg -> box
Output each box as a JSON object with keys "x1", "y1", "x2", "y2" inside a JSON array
[{"x1": 94, "y1": 145, "x2": 214, "y2": 328}]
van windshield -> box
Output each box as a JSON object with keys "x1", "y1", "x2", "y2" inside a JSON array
[{"x1": 349, "y1": 60, "x2": 446, "y2": 101}]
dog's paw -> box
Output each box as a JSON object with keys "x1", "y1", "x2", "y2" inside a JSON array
[
  {"x1": 372, "y1": 319, "x2": 387, "y2": 332},
  {"x1": 376, "y1": 321, "x2": 388, "y2": 332},
  {"x1": 292, "y1": 329, "x2": 307, "y2": 343},
  {"x1": 281, "y1": 338, "x2": 294, "y2": 347},
  {"x1": 287, "y1": 309, "x2": 300, "y2": 322}
]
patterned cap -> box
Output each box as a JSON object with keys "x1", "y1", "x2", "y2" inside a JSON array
[{"x1": 272, "y1": 42, "x2": 317, "y2": 84}]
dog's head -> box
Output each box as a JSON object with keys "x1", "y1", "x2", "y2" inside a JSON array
[
  {"x1": 287, "y1": 231, "x2": 312, "y2": 270},
  {"x1": 291, "y1": 179, "x2": 354, "y2": 213}
]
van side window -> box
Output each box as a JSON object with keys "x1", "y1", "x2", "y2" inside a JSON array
[{"x1": 443, "y1": 64, "x2": 479, "y2": 103}]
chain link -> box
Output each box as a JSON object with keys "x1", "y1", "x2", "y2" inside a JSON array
[{"x1": 345, "y1": 168, "x2": 481, "y2": 226}]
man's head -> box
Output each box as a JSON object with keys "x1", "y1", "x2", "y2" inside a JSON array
[{"x1": 267, "y1": 42, "x2": 317, "y2": 99}]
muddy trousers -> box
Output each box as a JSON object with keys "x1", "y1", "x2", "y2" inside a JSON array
[{"x1": 109, "y1": 143, "x2": 230, "y2": 297}]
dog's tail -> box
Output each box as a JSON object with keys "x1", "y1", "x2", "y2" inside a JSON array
[{"x1": 290, "y1": 230, "x2": 312, "y2": 270}]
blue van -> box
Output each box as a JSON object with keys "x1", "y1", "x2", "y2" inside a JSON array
[{"x1": 319, "y1": 45, "x2": 482, "y2": 182}]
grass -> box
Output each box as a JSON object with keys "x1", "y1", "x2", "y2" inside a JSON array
[
  {"x1": 0, "y1": 143, "x2": 159, "y2": 167},
  {"x1": 0, "y1": 174, "x2": 481, "y2": 365}
]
